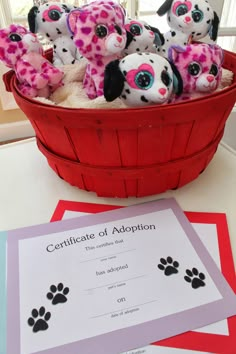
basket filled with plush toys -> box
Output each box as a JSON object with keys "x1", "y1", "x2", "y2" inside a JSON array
[{"x1": 1, "y1": 0, "x2": 236, "y2": 198}]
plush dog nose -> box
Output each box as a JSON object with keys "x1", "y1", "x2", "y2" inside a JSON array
[
  {"x1": 185, "y1": 16, "x2": 191, "y2": 23},
  {"x1": 207, "y1": 75, "x2": 214, "y2": 82},
  {"x1": 117, "y1": 36, "x2": 122, "y2": 43},
  {"x1": 159, "y1": 88, "x2": 167, "y2": 96}
]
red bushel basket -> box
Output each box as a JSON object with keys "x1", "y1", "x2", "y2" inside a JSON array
[{"x1": 3, "y1": 49, "x2": 236, "y2": 198}]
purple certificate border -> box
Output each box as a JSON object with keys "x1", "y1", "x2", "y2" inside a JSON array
[{"x1": 7, "y1": 198, "x2": 236, "y2": 354}]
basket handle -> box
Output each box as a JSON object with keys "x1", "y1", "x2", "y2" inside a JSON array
[{"x1": 2, "y1": 70, "x2": 15, "y2": 93}]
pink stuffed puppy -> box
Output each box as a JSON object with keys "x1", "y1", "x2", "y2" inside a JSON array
[
  {"x1": 0, "y1": 24, "x2": 64, "y2": 98},
  {"x1": 168, "y1": 43, "x2": 224, "y2": 102},
  {"x1": 67, "y1": 0, "x2": 127, "y2": 99}
]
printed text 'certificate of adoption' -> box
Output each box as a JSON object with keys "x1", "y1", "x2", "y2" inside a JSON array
[{"x1": 7, "y1": 198, "x2": 236, "y2": 354}]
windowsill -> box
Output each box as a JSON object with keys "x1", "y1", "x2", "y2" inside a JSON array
[{"x1": 0, "y1": 120, "x2": 35, "y2": 143}]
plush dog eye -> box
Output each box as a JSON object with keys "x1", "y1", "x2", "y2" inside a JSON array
[
  {"x1": 161, "y1": 70, "x2": 172, "y2": 87},
  {"x1": 192, "y1": 9, "x2": 203, "y2": 23},
  {"x1": 130, "y1": 24, "x2": 143, "y2": 36},
  {"x1": 114, "y1": 25, "x2": 122, "y2": 35},
  {"x1": 188, "y1": 62, "x2": 201, "y2": 76},
  {"x1": 209, "y1": 64, "x2": 218, "y2": 76},
  {"x1": 48, "y1": 9, "x2": 62, "y2": 21},
  {"x1": 175, "y1": 4, "x2": 188, "y2": 16},
  {"x1": 95, "y1": 25, "x2": 108, "y2": 38},
  {"x1": 135, "y1": 71, "x2": 154, "y2": 89},
  {"x1": 9, "y1": 33, "x2": 22, "y2": 42}
]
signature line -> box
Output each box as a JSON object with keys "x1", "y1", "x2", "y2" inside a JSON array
[
  {"x1": 80, "y1": 249, "x2": 136, "y2": 263},
  {"x1": 90, "y1": 300, "x2": 158, "y2": 319},
  {"x1": 85, "y1": 275, "x2": 147, "y2": 291}
]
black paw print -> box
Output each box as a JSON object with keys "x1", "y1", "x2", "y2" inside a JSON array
[
  {"x1": 158, "y1": 256, "x2": 179, "y2": 276},
  {"x1": 47, "y1": 283, "x2": 69, "y2": 305},
  {"x1": 184, "y1": 268, "x2": 206, "y2": 289},
  {"x1": 28, "y1": 306, "x2": 51, "y2": 333}
]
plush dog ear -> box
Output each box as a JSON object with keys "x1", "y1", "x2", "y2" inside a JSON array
[
  {"x1": 125, "y1": 30, "x2": 134, "y2": 49},
  {"x1": 209, "y1": 11, "x2": 220, "y2": 41},
  {"x1": 67, "y1": 8, "x2": 89, "y2": 35},
  {"x1": 28, "y1": 6, "x2": 38, "y2": 33},
  {"x1": 104, "y1": 60, "x2": 125, "y2": 102},
  {"x1": 209, "y1": 44, "x2": 224, "y2": 64},
  {"x1": 157, "y1": 0, "x2": 174, "y2": 16},
  {"x1": 168, "y1": 61, "x2": 183, "y2": 96},
  {"x1": 111, "y1": 2, "x2": 126, "y2": 24},
  {"x1": 168, "y1": 45, "x2": 185, "y2": 63},
  {"x1": 149, "y1": 26, "x2": 164, "y2": 46}
]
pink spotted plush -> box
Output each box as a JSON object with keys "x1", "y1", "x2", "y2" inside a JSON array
[
  {"x1": 168, "y1": 43, "x2": 224, "y2": 101},
  {"x1": 0, "y1": 24, "x2": 64, "y2": 98},
  {"x1": 67, "y1": 0, "x2": 127, "y2": 99}
]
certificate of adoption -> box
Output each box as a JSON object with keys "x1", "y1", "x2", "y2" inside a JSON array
[{"x1": 6, "y1": 198, "x2": 236, "y2": 354}]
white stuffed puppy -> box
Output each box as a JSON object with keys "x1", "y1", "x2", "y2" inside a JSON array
[
  {"x1": 104, "y1": 52, "x2": 183, "y2": 107},
  {"x1": 28, "y1": 2, "x2": 82, "y2": 66},
  {"x1": 156, "y1": 0, "x2": 220, "y2": 57},
  {"x1": 124, "y1": 18, "x2": 164, "y2": 55}
]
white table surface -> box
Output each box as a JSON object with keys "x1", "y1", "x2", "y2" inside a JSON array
[{"x1": 0, "y1": 137, "x2": 236, "y2": 267}]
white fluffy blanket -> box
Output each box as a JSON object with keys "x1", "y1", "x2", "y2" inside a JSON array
[{"x1": 36, "y1": 58, "x2": 126, "y2": 109}]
